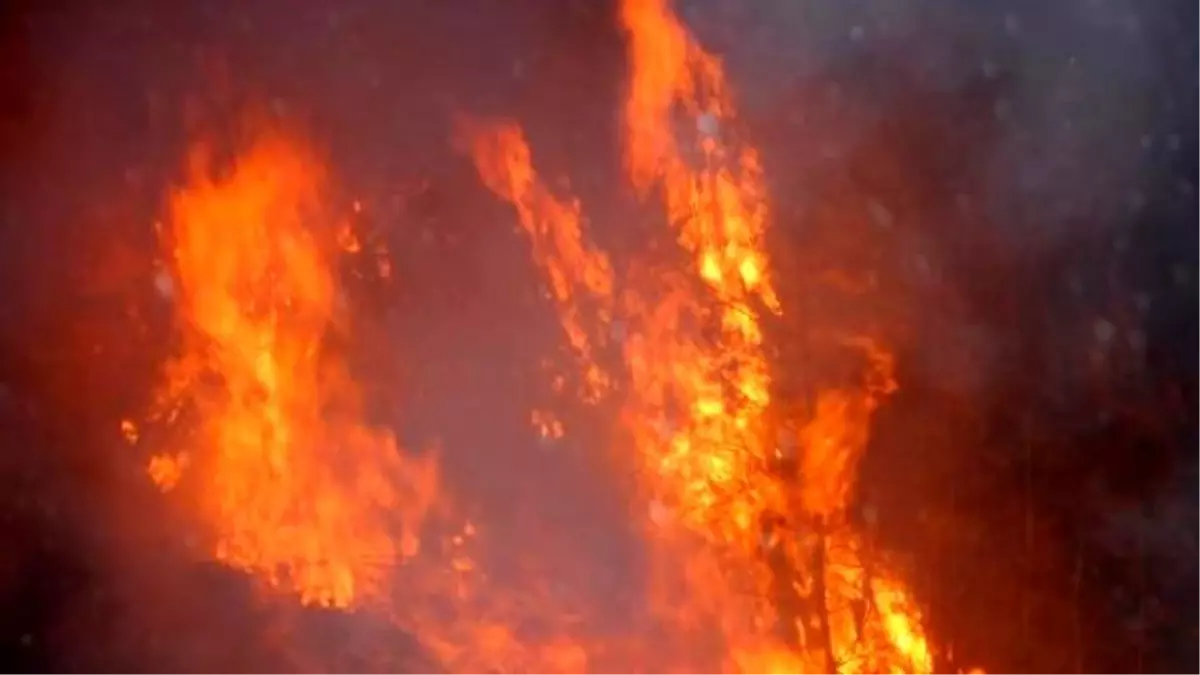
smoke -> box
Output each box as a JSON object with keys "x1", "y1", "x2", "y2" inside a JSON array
[
  {"x1": 0, "y1": 0, "x2": 1193, "y2": 671},
  {"x1": 685, "y1": 0, "x2": 1190, "y2": 232},
  {"x1": 672, "y1": 2, "x2": 1197, "y2": 671},
  {"x1": 0, "y1": 1, "x2": 643, "y2": 671}
]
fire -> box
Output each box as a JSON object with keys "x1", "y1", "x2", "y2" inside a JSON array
[
  {"x1": 797, "y1": 338, "x2": 897, "y2": 519},
  {"x1": 145, "y1": 129, "x2": 438, "y2": 609},
  {"x1": 123, "y1": 3, "x2": 964, "y2": 671},
  {"x1": 459, "y1": 119, "x2": 616, "y2": 404},
  {"x1": 621, "y1": 0, "x2": 777, "y2": 322},
  {"x1": 616, "y1": 0, "x2": 934, "y2": 671},
  {"x1": 457, "y1": 0, "x2": 944, "y2": 669},
  {"x1": 467, "y1": 9, "x2": 794, "y2": 662},
  {"x1": 620, "y1": 0, "x2": 783, "y2": 647},
  {"x1": 136, "y1": 122, "x2": 598, "y2": 674}
]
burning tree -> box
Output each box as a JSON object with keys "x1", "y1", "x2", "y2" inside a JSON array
[
  {"x1": 458, "y1": 0, "x2": 951, "y2": 671},
  {"x1": 126, "y1": 1, "x2": 982, "y2": 671}
]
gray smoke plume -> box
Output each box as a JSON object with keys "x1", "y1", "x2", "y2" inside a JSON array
[{"x1": 685, "y1": 0, "x2": 1190, "y2": 237}]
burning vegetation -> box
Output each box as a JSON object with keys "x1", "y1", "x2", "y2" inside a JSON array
[
  {"x1": 458, "y1": 1, "x2": 948, "y2": 671},
  {"x1": 139, "y1": 130, "x2": 439, "y2": 610},
  {"x1": 99, "y1": 0, "x2": 1195, "y2": 673},
  {"x1": 0, "y1": 0, "x2": 1188, "y2": 671}
]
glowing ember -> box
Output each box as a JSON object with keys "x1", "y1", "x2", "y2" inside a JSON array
[
  {"x1": 146, "y1": 129, "x2": 438, "y2": 609},
  {"x1": 531, "y1": 409, "x2": 566, "y2": 442}
]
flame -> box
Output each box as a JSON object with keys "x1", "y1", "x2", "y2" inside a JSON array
[
  {"x1": 460, "y1": 119, "x2": 616, "y2": 403},
  {"x1": 146, "y1": 129, "x2": 438, "y2": 609},
  {"x1": 618, "y1": 0, "x2": 935, "y2": 672},
  {"x1": 457, "y1": 1, "x2": 945, "y2": 669},
  {"x1": 123, "y1": 4, "x2": 971, "y2": 670},
  {"x1": 137, "y1": 123, "x2": 599, "y2": 674},
  {"x1": 797, "y1": 339, "x2": 897, "y2": 519},
  {"x1": 619, "y1": 0, "x2": 791, "y2": 662},
  {"x1": 621, "y1": 0, "x2": 777, "y2": 317}
]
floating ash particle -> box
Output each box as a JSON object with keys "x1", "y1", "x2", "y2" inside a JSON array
[
  {"x1": 1124, "y1": 189, "x2": 1146, "y2": 214},
  {"x1": 1004, "y1": 13, "x2": 1021, "y2": 36},
  {"x1": 153, "y1": 266, "x2": 174, "y2": 300},
  {"x1": 868, "y1": 199, "x2": 894, "y2": 230},
  {"x1": 120, "y1": 419, "x2": 139, "y2": 444},
  {"x1": 914, "y1": 254, "x2": 932, "y2": 280},
  {"x1": 648, "y1": 499, "x2": 671, "y2": 527},
  {"x1": 1127, "y1": 329, "x2": 1146, "y2": 355},
  {"x1": 862, "y1": 503, "x2": 878, "y2": 526}
]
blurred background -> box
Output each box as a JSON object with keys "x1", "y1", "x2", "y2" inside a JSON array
[{"x1": 0, "y1": 0, "x2": 1194, "y2": 672}]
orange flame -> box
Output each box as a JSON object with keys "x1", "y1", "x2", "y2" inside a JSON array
[
  {"x1": 147, "y1": 129, "x2": 438, "y2": 609},
  {"x1": 620, "y1": 0, "x2": 790, "y2": 662},
  {"x1": 459, "y1": 2, "x2": 945, "y2": 669},
  {"x1": 619, "y1": 0, "x2": 934, "y2": 672},
  {"x1": 460, "y1": 119, "x2": 616, "y2": 404},
  {"x1": 621, "y1": 0, "x2": 777, "y2": 316},
  {"x1": 798, "y1": 339, "x2": 897, "y2": 519},
  {"x1": 125, "y1": 4, "x2": 971, "y2": 670},
  {"x1": 137, "y1": 123, "x2": 602, "y2": 675}
]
